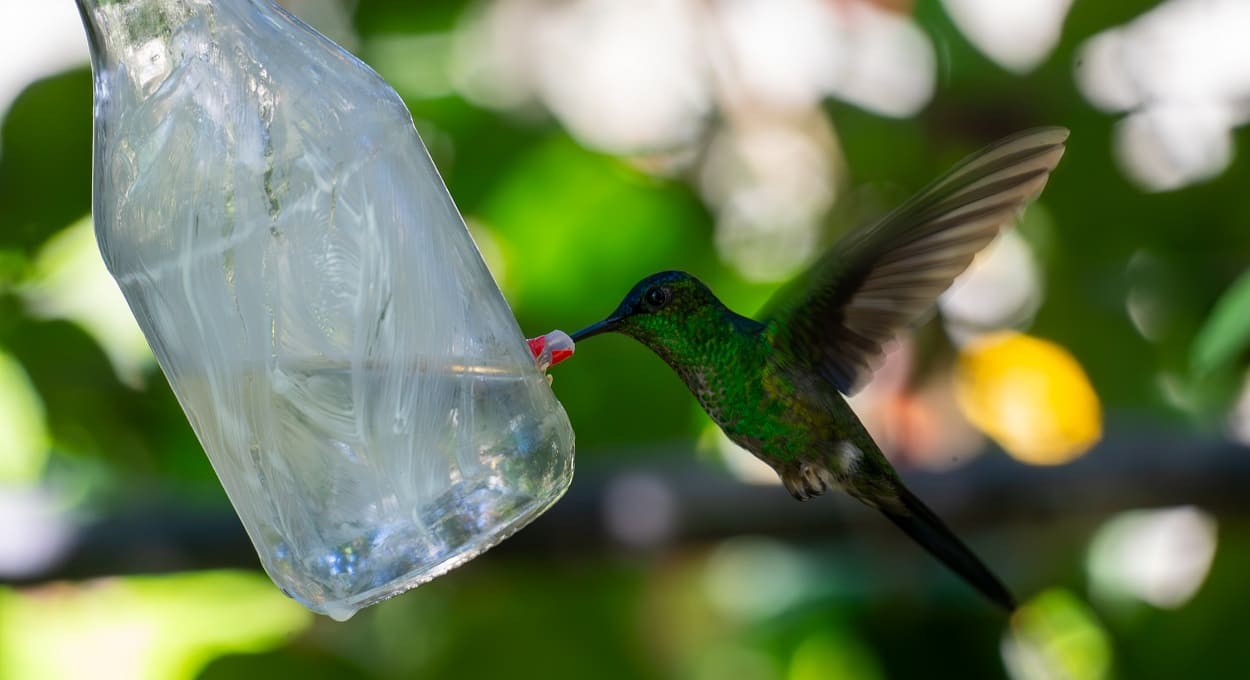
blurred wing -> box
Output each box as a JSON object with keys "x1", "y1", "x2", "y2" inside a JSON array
[{"x1": 762, "y1": 127, "x2": 1068, "y2": 394}]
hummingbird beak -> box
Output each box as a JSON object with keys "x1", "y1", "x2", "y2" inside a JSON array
[{"x1": 569, "y1": 316, "x2": 622, "y2": 342}]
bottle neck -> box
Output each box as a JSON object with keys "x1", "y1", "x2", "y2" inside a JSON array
[{"x1": 74, "y1": 0, "x2": 209, "y2": 71}]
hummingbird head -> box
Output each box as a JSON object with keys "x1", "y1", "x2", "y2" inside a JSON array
[{"x1": 569, "y1": 271, "x2": 731, "y2": 353}]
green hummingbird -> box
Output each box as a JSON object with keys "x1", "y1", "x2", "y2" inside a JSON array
[{"x1": 569, "y1": 127, "x2": 1068, "y2": 612}]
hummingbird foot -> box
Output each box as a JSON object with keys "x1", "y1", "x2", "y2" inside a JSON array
[{"x1": 780, "y1": 461, "x2": 837, "y2": 501}]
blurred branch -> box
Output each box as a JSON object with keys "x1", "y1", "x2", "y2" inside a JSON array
[{"x1": 7, "y1": 421, "x2": 1250, "y2": 587}]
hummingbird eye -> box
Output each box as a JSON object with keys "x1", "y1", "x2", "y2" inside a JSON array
[{"x1": 644, "y1": 286, "x2": 671, "y2": 310}]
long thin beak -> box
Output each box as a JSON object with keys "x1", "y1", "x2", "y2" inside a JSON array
[{"x1": 569, "y1": 317, "x2": 621, "y2": 342}]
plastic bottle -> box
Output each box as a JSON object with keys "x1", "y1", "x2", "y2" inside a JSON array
[{"x1": 74, "y1": 0, "x2": 574, "y2": 619}]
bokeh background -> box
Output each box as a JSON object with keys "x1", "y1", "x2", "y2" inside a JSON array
[{"x1": 3, "y1": 0, "x2": 1250, "y2": 678}]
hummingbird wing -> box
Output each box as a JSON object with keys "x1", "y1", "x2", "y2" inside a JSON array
[{"x1": 760, "y1": 127, "x2": 1068, "y2": 395}]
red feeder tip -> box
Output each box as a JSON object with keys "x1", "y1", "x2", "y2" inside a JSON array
[{"x1": 527, "y1": 330, "x2": 576, "y2": 371}]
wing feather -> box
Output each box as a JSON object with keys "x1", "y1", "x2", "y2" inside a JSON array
[{"x1": 762, "y1": 127, "x2": 1068, "y2": 394}]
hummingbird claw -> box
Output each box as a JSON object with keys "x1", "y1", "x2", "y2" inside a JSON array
[{"x1": 782, "y1": 461, "x2": 835, "y2": 500}]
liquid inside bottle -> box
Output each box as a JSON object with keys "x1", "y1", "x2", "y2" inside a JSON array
[{"x1": 183, "y1": 359, "x2": 571, "y2": 619}]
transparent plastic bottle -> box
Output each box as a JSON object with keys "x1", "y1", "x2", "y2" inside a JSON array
[{"x1": 74, "y1": 0, "x2": 574, "y2": 620}]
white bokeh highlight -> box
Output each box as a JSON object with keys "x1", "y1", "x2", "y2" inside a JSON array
[
  {"x1": 940, "y1": 228, "x2": 1044, "y2": 343},
  {"x1": 452, "y1": 0, "x2": 937, "y2": 281},
  {"x1": 1087, "y1": 505, "x2": 1218, "y2": 609},
  {"x1": 1076, "y1": 0, "x2": 1250, "y2": 191},
  {"x1": 942, "y1": 0, "x2": 1073, "y2": 73}
]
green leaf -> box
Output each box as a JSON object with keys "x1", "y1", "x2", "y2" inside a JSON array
[
  {"x1": 1192, "y1": 268, "x2": 1250, "y2": 377},
  {"x1": 0, "y1": 69, "x2": 94, "y2": 255}
]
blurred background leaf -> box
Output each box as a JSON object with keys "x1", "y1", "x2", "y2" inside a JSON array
[{"x1": 1192, "y1": 268, "x2": 1250, "y2": 379}]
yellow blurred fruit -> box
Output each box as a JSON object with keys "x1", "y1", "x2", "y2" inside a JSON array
[{"x1": 955, "y1": 331, "x2": 1101, "y2": 465}]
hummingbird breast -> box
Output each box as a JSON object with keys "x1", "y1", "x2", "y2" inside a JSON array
[
  {"x1": 671, "y1": 332, "x2": 868, "y2": 502},
  {"x1": 677, "y1": 348, "x2": 823, "y2": 461},
  {"x1": 645, "y1": 311, "x2": 856, "y2": 484}
]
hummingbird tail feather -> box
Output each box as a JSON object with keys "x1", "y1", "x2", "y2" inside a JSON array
[{"x1": 877, "y1": 482, "x2": 1017, "y2": 613}]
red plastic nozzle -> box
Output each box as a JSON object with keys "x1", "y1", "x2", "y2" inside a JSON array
[{"x1": 527, "y1": 330, "x2": 575, "y2": 372}]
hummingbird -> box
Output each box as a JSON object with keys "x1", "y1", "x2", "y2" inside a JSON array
[{"x1": 568, "y1": 127, "x2": 1068, "y2": 612}]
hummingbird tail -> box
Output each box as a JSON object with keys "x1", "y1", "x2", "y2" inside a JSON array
[{"x1": 877, "y1": 481, "x2": 1018, "y2": 613}]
